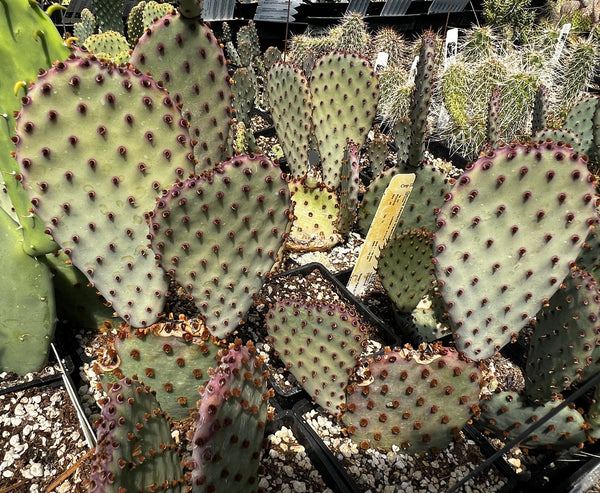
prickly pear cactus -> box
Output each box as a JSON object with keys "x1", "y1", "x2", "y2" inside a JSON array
[
  {"x1": 562, "y1": 94, "x2": 598, "y2": 162},
  {"x1": 532, "y1": 128, "x2": 584, "y2": 155},
  {"x1": 232, "y1": 67, "x2": 256, "y2": 126},
  {"x1": 127, "y1": 1, "x2": 147, "y2": 44},
  {"x1": 191, "y1": 340, "x2": 271, "y2": 493},
  {"x1": 129, "y1": 11, "x2": 234, "y2": 172},
  {"x1": 311, "y1": 51, "x2": 379, "y2": 189},
  {"x1": 93, "y1": 0, "x2": 125, "y2": 34},
  {"x1": 531, "y1": 84, "x2": 549, "y2": 135},
  {"x1": 0, "y1": 207, "x2": 56, "y2": 375},
  {"x1": 266, "y1": 299, "x2": 368, "y2": 414},
  {"x1": 114, "y1": 324, "x2": 222, "y2": 420},
  {"x1": 0, "y1": 0, "x2": 70, "y2": 256},
  {"x1": 377, "y1": 228, "x2": 436, "y2": 313},
  {"x1": 367, "y1": 135, "x2": 389, "y2": 177},
  {"x1": 435, "y1": 142, "x2": 599, "y2": 359},
  {"x1": 342, "y1": 344, "x2": 484, "y2": 453},
  {"x1": 15, "y1": 58, "x2": 195, "y2": 327},
  {"x1": 266, "y1": 62, "x2": 313, "y2": 181},
  {"x1": 336, "y1": 142, "x2": 361, "y2": 236},
  {"x1": 89, "y1": 376, "x2": 185, "y2": 493},
  {"x1": 477, "y1": 391, "x2": 588, "y2": 450},
  {"x1": 286, "y1": 176, "x2": 342, "y2": 251},
  {"x1": 74, "y1": 8, "x2": 97, "y2": 44},
  {"x1": 149, "y1": 154, "x2": 290, "y2": 338},
  {"x1": 525, "y1": 267, "x2": 600, "y2": 403},
  {"x1": 83, "y1": 31, "x2": 131, "y2": 63}
]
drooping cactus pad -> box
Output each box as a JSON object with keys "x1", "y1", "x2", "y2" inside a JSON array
[
  {"x1": 435, "y1": 142, "x2": 599, "y2": 359},
  {"x1": 15, "y1": 57, "x2": 194, "y2": 327},
  {"x1": 342, "y1": 344, "x2": 484, "y2": 453},
  {"x1": 149, "y1": 154, "x2": 290, "y2": 338}
]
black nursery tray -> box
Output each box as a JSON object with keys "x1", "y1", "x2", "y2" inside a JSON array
[{"x1": 0, "y1": 340, "x2": 75, "y2": 395}]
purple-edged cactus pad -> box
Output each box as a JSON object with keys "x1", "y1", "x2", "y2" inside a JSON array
[
  {"x1": 435, "y1": 142, "x2": 599, "y2": 359},
  {"x1": 149, "y1": 154, "x2": 290, "y2": 338},
  {"x1": 15, "y1": 57, "x2": 196, "y2": 327}
]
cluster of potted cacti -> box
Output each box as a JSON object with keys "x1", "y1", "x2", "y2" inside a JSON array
[{"x1": 4, "y1": 0, "x2": 600, "y2": 491}]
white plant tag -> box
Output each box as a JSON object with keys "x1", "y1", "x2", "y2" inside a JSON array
[
  {"x1": 374, "y1": 51, "x2": 389, "y2": 73},
  {"x1": 552, "y1": 23, "x2": 571, "y2": 63},
  {"x1": 445, "y1": 28, "x2": 458, "y2": 68},
  {"x1": 408, "y1": 55, "x2": 419, "y2": 84},
  {"x1": 347, "y1": 173, "x2": 415, "y2": 297}
]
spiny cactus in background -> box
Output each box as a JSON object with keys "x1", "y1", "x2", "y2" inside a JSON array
[
  {"x1": 113, "y1": 323, "x2": 222, "y2": 420},
  {"x1": 376, "y1": 65, "x2": 412, "y2": 125},
  {"x1": 525, "y1": 267, "x2": 600, "y2": 403},
  {"x1": 190, "y1": 340, "x2": 271, "y2": 493},
  {"x1": 342, "y1": 344, "x2": 485, "y2": 453},
  {"x1": 0, "y1": 0, "x2": 70, "y2": 257},
  {"x1": 15, "y1": 57, "x2": 192, "y2": 328},
  {"x1": 89, "y1": 376, "x2": 186, "y2": 493},
  {"x1": 367, "y1": 133, "x2": 390, "y2": 177},
  {"x1": 434, "y1": 141, "x2": 599, "y2": 360},
  {"x1": 73, "y1": 8, "x2": 97, "y2": 43},
  {"x1": 83, "y1": 31, "x2": 131, "y2": 63},
  {"x1": 336, "y1": 141, "x2": 361, "y2": 236},
  {"x1": 531, "y1": 84, "x2": 550, "y2": 134},
  {"x1": 286, "y1": 33, "x2": 335, "y2": 72},
  {"x1": 232, "y1": 67, "x2": 256, "y2": 126},
  {"x1": 329, "y1": 12, "x2": 370, "y2": 54},
  {"x1": 237, "y1": 21, "x2": 261, "y2": 63},
  {"x1": 92, "y1": 0, "x2": 125, "y2": 34},
  {"x1": 127, "y1": 1, "x2": 146, "y2": 44},
  {"x1": 266, "y1": 298, "x2": 368, "y2": 414},
  {"x1": 0, "y1": 207, "x2": 56, "y2": 375},
  {"x1": 263, "y1": 46, "x2": 282, "y2": 71},
  {"x1": 477, "y1": 389, "x2": 600, "y2": 450},
  {"x1": 148, "y1": 154, "x2": 291, "y2": 338},
  {"x1": 377, "y1": 228, "x2": 436, "y2": 314},
  {"x1": 485, "y1": 88, "x2": 503, "y2": 148},
  {"x1": 392, "y1": 116, "x2": 411, "y2": 165},
  {"x1": 483, "y1": 0, "x2": 536, "y2": 43},
  {"x1": 129, "y1": 9, "x2": 234, "y2": 172},
  {"x1": 142, "y1": 0, "x2": 175, "y2": 28},
  {"x1": 370, "y1": 26, "x2": 411, "y2": 71}
]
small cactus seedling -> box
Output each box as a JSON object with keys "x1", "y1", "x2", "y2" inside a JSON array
[
  {"x1": 190, "y1": 340, "x2": 271, "y2": 493},
  {"x1": 149, "y1": 154, "x2": 291, "y2": 338},
  {"x1": 377, "y1": 228, "x2": 436, "y2": 313},
  {"x1": 435, "y1": 141, "x2": 599, "y2": 359},
  {"x1": 477, "y1": 391, "x2": 588, "y2": 450},
  {"x1": 113, "y1": 324, "x2": 222, "y2": 420},
  {"x1": 89, "y1": 375, "x2": 185, "y2": 492},
  {"x1": 265, "y1": 299, "x2": 368, "y2": 414},
  {"x1": 342, "y1": 344, "x2": 484, "y2": 453},
  {"x1": 129, "y1": 10, "x2": 234, "y2": 172},
  {"x1": 525, "y1": 267, "x2": 600, "y2": 403},
  {"x1": 15, "y1": 57, "x2": 194, "y2": 327}
]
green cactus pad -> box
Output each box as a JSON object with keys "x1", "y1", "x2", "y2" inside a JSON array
[
  {"x1": 532, "y1": 128, "x2": 584, "y2": 155},
  {"x1": 232, "y1": 67, "x2": 256, "y2": 126},
  {"x1": 286, "y1": 177, "x2": 342, "y2": 252},
  {"x1": 531, "y1": 85, "x2": 549, "y2": 135},
  {"x1": 130, "y1": 12, "x2": 234, "y2": 172},
  {"x1": 525, "y1": 267, "x2": 600, "y2": 402},
  {"x1": 15, "y1": 58, "x2": 194, "y2": 327},
  {"x1": 342, "y1": 344, "x2": 484, "y2": 453},
  {"x1": 149, "y1": 154, "x2": 290, "y2": 338},
  {"x1": 191, "y1": 340, "x2": 270, "y2": 493},
  {"x1": 0, "y1": 0, "x2": 70, "y2": 256},
  {"x1": 266, "y1": 62, "x2": 313, "y2": 180},
  {"x1": 266, "y1": 299, "x2": 368, "y2": 414},
  {"x1": 563, "y1": 94, "x2": 598, "y2": 161},
  {"x1": 74, "y1": 8, "x2": 97, "y2": 45},
  {"x1": 127, "y1": 1, "x2": 147, "y2": 44},
  {"x1": 377, "y1": 228, "x2": 436, "y2": 313},
  {"x1": 142, "y1": 1, "x2": 174, "y2": 29},
  {"x1": 478, "y1": 391, "x2": 588, "y2": 449},
  {"x1": 435, "y1": 142, "x2": 599, "y2": 359},
  {"x1": 89, "y1": 375, "x2": 185, "y2": 493},
  {"x1": 367, "y1": 135, "x2": 390, "y2": 177},
  {"x1": 114, "y1": 324, "x2": 222, "y2": 420},
  {"x1": 0, "y1": 207, "x2": 56, "y2": 375},
  {"x1": 83, "y1": 31, "x2": 131, "y2": 63},
  {"x1": 310, "y1": 51, "x2": 379, "y2": 189}
]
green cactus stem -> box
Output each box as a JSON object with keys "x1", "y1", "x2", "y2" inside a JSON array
[{"x1": 434, "y1": 141, "x2": 600, "y2": 360}]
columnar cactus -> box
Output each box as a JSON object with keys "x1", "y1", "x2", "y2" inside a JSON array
[
  {"x1": 434, "y1": 141, "x2": 599, "y2": 360},
  {"x1": 341, "y1": 344, "x2": 485, "y2": 453},
  {"x1": 191, "y1": 340, "x2": 271, "y2": 493},
  {"x1": 89, "y1": 375, "x2": 185, "y2": 492}
]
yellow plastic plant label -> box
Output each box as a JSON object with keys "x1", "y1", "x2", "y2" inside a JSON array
[{"x1": 347, "y1": 173, "x2": 415, "y2": 297}]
